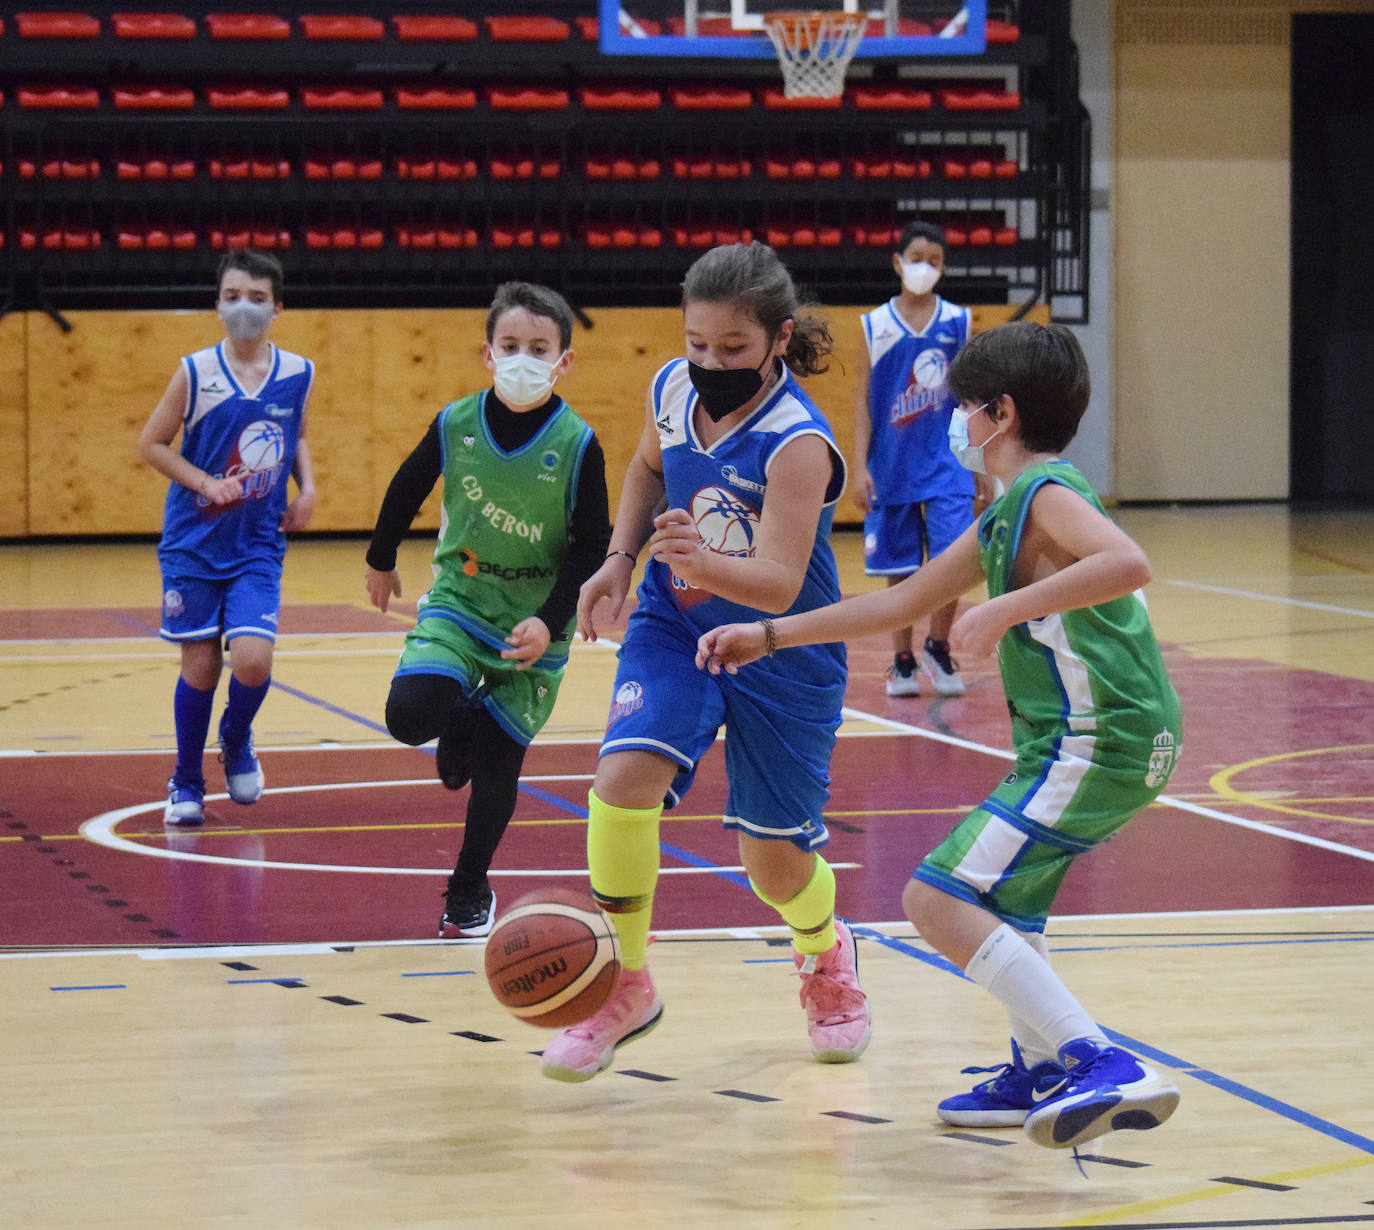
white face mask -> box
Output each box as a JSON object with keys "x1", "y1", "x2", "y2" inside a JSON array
[
  {"x1": 492, "y1": 351, "x2": 565, "y2": 407},
  {"x1": 948, "y1": 403, "x2": 1003, "y2": 474},
  {"x1": 900, "y1": 260, "x2": 941, "y2": 296},
  {"x1": 218, "y1": 298, "x2": 276, "y2": 341}
]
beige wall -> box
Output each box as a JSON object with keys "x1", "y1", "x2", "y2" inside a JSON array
[{"x1": 1115, "y1": 12, "x2": 1292, "y2": 500}]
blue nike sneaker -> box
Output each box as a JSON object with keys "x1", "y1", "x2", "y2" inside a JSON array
[
  {"x1": 937, "y1": 1039, "x2": 1067, "y2": 1127},
  {"x1": 218, "y1": 717, "x2": 264, "y2": 805},
  {"x1": 164, "y1": 776, "x2": 205, "y2": 826},
  {"x1": 1023, "y1": 1038, "x2": 1180, "y2": 1149}
]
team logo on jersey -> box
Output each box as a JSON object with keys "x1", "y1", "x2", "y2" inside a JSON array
[
  {"x1": 891, "y1": 347, "x2": 950, "y2": 426},
  {"x1": 1145, "y1": 729, "x2": 1177, "y2": 788},
  {"x1": 719, "y1": 464, "x2": 765, "y2": 496},
  {"x1": 202, "y1": 419, "x2": 287, "y2": 507},
  {"x1": 690, "y1": 485, "x2": 758, "y2": 555},
  {"x1": 202, "y1": 381, "x2": 227, "y2": 395},
  {"x1": 163, "y1": 588, "x2": 185, "y2": 619},
  {"x1": 265, "y1": 401, "x2": 292, "y2": 418},
  {"x1": 463, "y1": 435, "x2": 476, "y2": 450},
  {"x1": 608, "y1": 680, "x2": 645, "y2": 724}
]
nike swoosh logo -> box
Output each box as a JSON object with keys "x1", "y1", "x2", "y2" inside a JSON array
[{"x1": 1030, "y1": 1077, "x2": 1069, "y2": 1104}]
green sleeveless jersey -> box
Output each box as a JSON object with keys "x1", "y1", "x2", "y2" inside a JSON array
[
  {"x1": 426, "y1": 391, "x2": 593, "y2": 660},
  {"x1": 978, "y1": 461, "x2": 1182, "y2": 778}
]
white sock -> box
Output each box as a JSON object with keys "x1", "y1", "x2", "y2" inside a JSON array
[
  {"x1": 1007, "y1": 928, "x2": 1057, "y2": 1065},
  {"x1": 965, "y1": 924, "x2": 1108, "y2": 1060}
]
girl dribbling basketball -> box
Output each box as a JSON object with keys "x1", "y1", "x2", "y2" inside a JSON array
[{"x1": 540, "y1": 242, "x2": 870, "y2": 1082}]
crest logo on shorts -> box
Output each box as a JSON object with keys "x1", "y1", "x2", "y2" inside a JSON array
[
  {"x1": 608, "y1": 680, "x2": 645, "y2": 724},
  {"x1": 163, "y1": 588, "x2": 184, "y2": 618},
  {"x1": 1145, "y1": 729, "x2": 1177, "y2": 788}
]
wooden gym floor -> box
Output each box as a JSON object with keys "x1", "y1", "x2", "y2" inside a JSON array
[{"x1": 3, "y1": 504, "x2": 1374, "y2": 1229}]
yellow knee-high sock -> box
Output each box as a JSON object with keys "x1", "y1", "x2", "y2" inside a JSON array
[
  {"x1": 752, "y1": 856, "x2": 837, "y2": 955},
  {"x1": 586, "y1": 788, "x2": 662, "y2": 971}
]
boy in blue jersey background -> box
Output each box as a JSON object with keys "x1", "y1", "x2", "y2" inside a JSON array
[
  {"x1": 364, "y1": 282, "x2": 611, "y2": 939},
  {"x1": 853, "y1": 221, "x2": 986, "y2": 698},
  {"x1": 138, "y1": 248, "x2": 317, "y2": 826}
]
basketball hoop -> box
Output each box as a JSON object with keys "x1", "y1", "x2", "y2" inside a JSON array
[{"x1": 763, "y1": 9, "x2": 867, "y2": 99}]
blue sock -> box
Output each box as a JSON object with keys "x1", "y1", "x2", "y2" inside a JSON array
[
  {"x1": 173, "y1": 677, "x2": 215, "y2": 787},
  {"x1": 220, "y1": 675, "x2": 271, "y2": 746}
]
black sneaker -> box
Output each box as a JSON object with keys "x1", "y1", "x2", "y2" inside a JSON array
[
  {"x1": 435, "y1": 732, "x2": 472, "y2": 791},
  {"x1": 439, "y1": 878, "x2": 495, "y2": 939}
]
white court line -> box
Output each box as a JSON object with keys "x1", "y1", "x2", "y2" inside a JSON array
[{"x1": 1164, "y1": 578, "x2": 1374, "y2": 620}]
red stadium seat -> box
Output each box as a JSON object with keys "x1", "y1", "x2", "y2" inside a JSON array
[
  {"x1": 38, "y1": 158, "x2": 100, "y2": 178},
  {"x1": 670, "y1": 87, "x2": 752, "y2": 110},
  {"x1": 118, "y1": 227, "x2": 196, "y2": 250},
  {"x1": 484, "y1": 16, "x2": 570, "y2": 41},
  {"x1": 112, "y1": 12, "x2": 196, "y2": 38},
  {"x1": 301, "y1": 87, "x2": 383, "y2": 109},
  {"x1": 392, "y1": 15, "x2": 476, "y2": 41},
  {"x1": 849, "y1": 86, "x2": 932, "y2": 110},
  {"x1": 18, "y1": 86, "x2": 100, "y2": 108},
  {"x1": 299, "y1": 15, "x2": 382, "y2": 39},
  {"x1": 395, "y1": 226, "x2": 478, "y2": 249},
  {"x1": 207, "y1": 86, "x2": 288, "y2": 109},
  {"x1": 673, "y1": 225, "x2": 754, "y2": 247},
  {"x1": 118, "y1": 159, "x2": 194, "y2": 179},
  {"x1": 395, "y1": 87, "x2": 476, "y2": 109},
  {"x1": 585, "y1": 158, "x2": 660, "y2": 181},
  {"x1": 114, "y1": 86, "x2": 195, "y2": 110},
  {"x1": 210, "y1": 228, "x2": 290, "y2": 250},
  {"x1": 940, "y1": 88, "x2": 1021, "y2": 111},
  {"x1": 986, "y1": 19, "x2": 1020, "y2": 43},
  {"x1": 491, "y1": 227, "x2": 562, "y2": 250},
  {"x1": 486, "y1": 87, "x2": 568, "y2": 110},
  {"x1": 490, "y1": 158, "x2": 560, "y2": 180},
  {"x1": 305, "y1": 227, "x2": 384, "y2": 249},
  {"x1": 205, "y1": 13, "x2": 289, "y2": 39},
  {"x1": 16, "y1": 11, "x2": 100, "y2": 37},
  {"x1": 578, "y1": 87, "x2": 661, "y2": 110}
]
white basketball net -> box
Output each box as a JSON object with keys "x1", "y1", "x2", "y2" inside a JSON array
[{"x1": 763, "y1": 10, "x2": 868, "y2": 99}]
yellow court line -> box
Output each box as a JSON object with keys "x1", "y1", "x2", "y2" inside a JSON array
[
  {"x1": 1056, "y1": 1152, "x2": 1374, "y2": 1226},
  {"x1": 1210, "y1": 744, "x2": 1374, "y2": 827}
]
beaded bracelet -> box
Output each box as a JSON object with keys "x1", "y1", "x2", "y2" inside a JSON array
[{"x1": 759, "y1": 617, "x2": 777, "y2": 657}]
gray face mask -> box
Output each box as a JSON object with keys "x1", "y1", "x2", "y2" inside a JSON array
[{"x1": 218, "y1": 298, "x2": 276, "y2": 341}]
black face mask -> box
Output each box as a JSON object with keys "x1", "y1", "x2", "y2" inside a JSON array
[{"x1": 687, "y1": 353, "x2": 775, "y2": 422}]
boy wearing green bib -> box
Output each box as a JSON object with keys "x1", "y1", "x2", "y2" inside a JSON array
[
  {"x1": 697, "y1": 322, "x2": 1183, "y2": 1151},
  {"x1": 365, "y1": 283, "x2": 611, "y2": 938}
]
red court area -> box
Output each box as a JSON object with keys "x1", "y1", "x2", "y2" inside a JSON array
[
  {"x1": 5, "y1": 596, "x2": 1374, "y2": 948},
  {"x1": 5, "y1": 649, "x2": 1374, "y2": 948}
]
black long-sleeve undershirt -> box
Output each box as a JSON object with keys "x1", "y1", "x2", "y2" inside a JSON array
[{"x1": 366, "y1": 392, "x2": 611, "y2": 638}]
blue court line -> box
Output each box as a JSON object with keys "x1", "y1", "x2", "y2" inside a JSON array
[
  {"x1": 51, "y1": 984, "x2": 126, "y2": 991},
  {"x1": 268, "y1": 680, "x2": 390, "y2": 737},
  {"x1": 400, "y1": 970, "x2": 475, "y2": 978},
  {"x1": 1101, "y1": 1026, "x2": 1374, "y2": 1155}
]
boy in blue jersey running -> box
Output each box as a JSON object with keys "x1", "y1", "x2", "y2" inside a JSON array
[
  {"x1": 539, "y1": 243, "x2": 870, "y2": 1083},
  {"x1": 364, "y1": 282, "x2": 611, "y2": 939},
  {"x1": 853, "y1": 221, "x2": 986, "y2": 698},
  {"x1": 138, "y1": 248, "x2": 316, "y2": 827},
  {"x1": 699, "y1": 322, "x2": 1183, "y2": 1151}
]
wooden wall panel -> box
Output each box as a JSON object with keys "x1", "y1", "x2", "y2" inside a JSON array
[
  {"x1": 16, "y1": 302, "x2": 1046, "y2": 538},
  {"x1": 0, "y1": 314, "x2": 28, "y2": 537}
]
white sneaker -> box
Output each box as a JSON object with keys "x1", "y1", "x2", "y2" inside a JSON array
[
  {"x1": 885, "y1": 653, "x2": 920, "y2": 697},
  {"x1": 920, "y1": 637, "x2": 965, "y2": 697}
]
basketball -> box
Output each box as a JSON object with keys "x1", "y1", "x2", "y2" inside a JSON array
[{"x1": 484, "y1": 889, "x2": 621, "y2": 1028}]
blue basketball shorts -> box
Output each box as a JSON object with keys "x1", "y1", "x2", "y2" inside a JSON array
[
  {"x1": 600, "y1": 605, "x2": 842, "y2": 851},
  {"x1": 864, "y1": 493, "x2": 975, "y2": 576},
  {"x1": 159, "y1": 565, "x2": 280, "y2": 644}
]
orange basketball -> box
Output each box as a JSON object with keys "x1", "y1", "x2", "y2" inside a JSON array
[{"x1": 484, "y1": 889, "x2": 621, "y2": 1028}]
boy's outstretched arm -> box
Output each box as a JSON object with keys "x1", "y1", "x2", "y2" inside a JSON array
[
  {"x1": 949, "y1": 483, "x2": 1151, "y2": 659},
  {"x1": 697, "y1": 524, "x2": 985, "y2": 674}
]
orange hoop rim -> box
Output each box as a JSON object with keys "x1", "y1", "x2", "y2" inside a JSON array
[{"x1": 763, "y1": 9, "x2": 868, "y2": 41}]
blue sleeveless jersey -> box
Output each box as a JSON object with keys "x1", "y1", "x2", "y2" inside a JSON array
[
  {"x1": 158, "y1": 342, "x2": 314, "y2": 580},
  {"x1": 638, "y1": 358, "x2": 846, "y2": 669},
  {"x1": 861, "y1": 295, "x2": 974, "y2": 505}
]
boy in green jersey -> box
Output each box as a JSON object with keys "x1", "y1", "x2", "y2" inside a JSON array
[
  {"x1": 365, "y1": 283, "x2": 611, "y2": 938},
  {"x1": 697, "y1": 322, "x2": 1183, "y2": 1151}
]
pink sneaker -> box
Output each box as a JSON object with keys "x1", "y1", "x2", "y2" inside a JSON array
[
  {"x1": 794, "y1": 919, "x2": 871, "y2": 1063},
  {"x1": 539, "y1": 967, "x2": 664, "y2": 1083}
]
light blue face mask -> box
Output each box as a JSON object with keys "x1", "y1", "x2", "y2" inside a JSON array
[{"x1": 948, "y1": 402, "x2": 1002, "y2": 474}]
